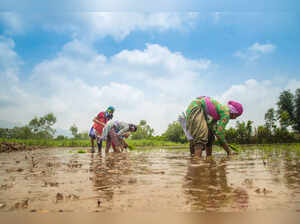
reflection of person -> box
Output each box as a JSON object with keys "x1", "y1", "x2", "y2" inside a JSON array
[
  {"x1": 180, "y1": 96, "x2": 243, "y2": 157},
  {"x1": 100, "y1": 121, "x2": 137, "y2": 153},
  {"x1": 90, "y1": 152, "x2": 130, "y2": 205},
  {"x1": 89, "y1": 106, "x2": 115, "y2": 153},
  {"x1": 184, "y1": 158, "x2": 249, "y2": 211},
  {"x1": 184, "y1": 158, "x2": 232, "y2": 211}
]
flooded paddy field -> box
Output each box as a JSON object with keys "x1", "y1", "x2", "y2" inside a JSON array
[{"x1": 0, "y1": 146, "x2": 300, "y2": 213}]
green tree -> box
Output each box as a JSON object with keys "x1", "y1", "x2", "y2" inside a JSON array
[
  {"x1": 12, "y1": 126, "x2": 34, "y2": 139},
  {"x1": 246, "y1": 120, "x2": 254, "y2": 143},
  {"x1": 264, "y1": 108, "x2": 277, "y2": 132},
  {"x1": 273, "y1": 127, "x2": 295, "y2": 143},
  {"x1": 256, "y1": 125, "x2": 272, "y2": 144},
  {"x1": 225, "y1": 127, "x2": 238, "y2": 143},
  {"x1": 278, "y1": 111, "x2": 290, "y2": 129},
  {"x1": 131, "y1": 120, "x2": 154, "y2": 140},
  {"x1": 77, "y1": 131, "x2": 89, "y2": 140},
  {"x1": 235, "y1": 121, "x2": 247, "y2": 144},
  {"x1": 70, "y1": 124, "x2": 79, "y2": 138},
  {"x1": 232, "y1": 120, "x2": 253, "y2": 144},
  {"x1": 162, "y1": 121, "x2": 187, "y2": 143},
  {"x1": 277, "y1": 90, "x2": 294, "y2": 128},
  {"x1": 29, "y1": 113, "x2": 56, "y2": 139},
  {"x1": 293, "y1": 88, "x2": 300, "y2": 132},
  {"x1": 56, "y1": 135, "x2": 67, "y2": 140}
]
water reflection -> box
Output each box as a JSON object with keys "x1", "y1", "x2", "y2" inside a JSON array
[
  {"x1": 89, "y1": 152, "x2": 133, "y2": 208},
  {"x1": 1, "y1": 147, "x2": 300, "y2": 212},
  {"x1": 282, "y1": 152, "x2": 300, "y2": 190},
  {"x1": 184, "y1": 157, "x2": 249, "y2": 211}
]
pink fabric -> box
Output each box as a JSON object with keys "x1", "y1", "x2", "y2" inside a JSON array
[
  {"x1": 228, "y1": 101, "x2": 243, "y2": 116},
  {"x1": 204, "y1": 97, "x2": 220, "y2": 120}
]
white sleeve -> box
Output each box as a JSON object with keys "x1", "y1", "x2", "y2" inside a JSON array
[
  {"x1": 178, "y1": 113, "x2": 193, "y2": 140},
  {"x1": 117, "y1": 122, "x2": 130, "y2": 136}
]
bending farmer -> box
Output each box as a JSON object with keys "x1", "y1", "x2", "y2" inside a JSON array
[
  {"x1": 100, "y1": 121, "x2": 137, "y2": 153},
  {"x1": 183, "y1": 96, "x2": 243, "y2": 157}
]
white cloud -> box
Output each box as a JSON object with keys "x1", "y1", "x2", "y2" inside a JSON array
[
  {"x1": 79, "y1": 12, "x2": 198, "y2": 40},
  {"x1": 0, "y1": 12, "x2": 198, "y2": 40},
  {"x1": 234, "y1": 42, "x2": 276, "y2": 62},
  {"x1": 249, "y1": 42, "x2": 276, "y2": 54},
  {"x1": 0, "y1": 36, "x2": 22, "y2": 109},
  {"x1": 0, "y1": 39, "x2": 210, "y2": 134},
  {"x1": 0, "y1": 36, "x2": 21, "y2": 81},
  {"x1": 0, "y1": 37, "x2": 298, "y2": 135}
]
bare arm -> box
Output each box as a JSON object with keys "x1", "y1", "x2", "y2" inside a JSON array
[
  {"x1": 93, "y1": 117, "x2": 106, "y2": 126},
  {"x1": 215, "y1": 134, "x2": 232, "y2": 155}
]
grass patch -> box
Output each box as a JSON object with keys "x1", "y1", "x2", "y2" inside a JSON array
[
  {"x1": 0, "y1": 138, "x2": 188, "y2": 148},
  {"x1": 1, "y1": 138, "x2": 300, "y2": 153}
]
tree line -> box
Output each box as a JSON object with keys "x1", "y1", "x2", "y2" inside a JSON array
[
  {"x1": 0, "y1": 113, "x2": 57, "y2": 139},
  {"x1": 1, "y1": 89, "x2": 299, "y2": 144}
]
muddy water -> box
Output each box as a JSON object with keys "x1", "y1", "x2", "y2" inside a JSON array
[{"x1": 0, "y1": 147, "x2": 300, "y2": 213}]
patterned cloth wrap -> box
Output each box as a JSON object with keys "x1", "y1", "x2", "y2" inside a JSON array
[
  {"x1": 186, "y1": 105, "x2": 209, "y2": 146},
  {"x1": 100, "y1": 121, "x2": 131, "y2": 149},
  {"x1": 184, "y1": 96, "x2": 231, "y2": 145},
  {"x1": 100, "y1": 121, "x2": 130, "y2": 141},
  {"x1": 89, "y1": 127, "x2": 97, "y2": 139}
]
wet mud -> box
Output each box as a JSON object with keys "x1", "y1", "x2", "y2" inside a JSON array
[
  {"x1": 0, "y1": 147, "x2": 300, "y2": 213},
  {"x1": 0, "y1": 142, "x2": 39, "y2": 153}
]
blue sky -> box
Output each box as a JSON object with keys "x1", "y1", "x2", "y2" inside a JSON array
[{"x1": 0, "y1": 11, "x2": 300, "y2": 134}]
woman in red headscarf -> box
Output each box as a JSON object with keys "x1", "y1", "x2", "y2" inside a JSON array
[{"x1": 181, "y1": 96, "x2": 243, "y2": 157}]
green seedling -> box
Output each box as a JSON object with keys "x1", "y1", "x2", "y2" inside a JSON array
[{"x1": 228, "y1": 143, "x2": 241, "y2": 152}]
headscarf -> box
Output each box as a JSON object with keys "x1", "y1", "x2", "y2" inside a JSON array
[
  {"x1": 228, "y1": 101, "x2": 243, "y2": 116},
  {"x1": 129, "y1": 124, "x2": 137, "y2": 132},
  {"x1": 105, "y1": 106, "x2": 115, "y2": 119},
  {"x1": 106, "y1": 106, "x2": 115, "y2": 113}
]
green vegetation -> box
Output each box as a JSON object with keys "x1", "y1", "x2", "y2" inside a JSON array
[
  {"x1": 0, "y1": 89, "x2": 299, "y2": 148},
  {"x1": 162, "y1": 121, "x2": 186, "y2": 143},
  {"x1": 0, "y1": 138, "x2": 187, "y2": 148},
  {"x1": 0, "y1": 113, "x2": 57, "y2": 139},
  {"x1": 131, "y1": 120, "x2": 154, "y2": 140},
  {"x1": 69, "y1": 124, "x2": 89, "y2": 139}
]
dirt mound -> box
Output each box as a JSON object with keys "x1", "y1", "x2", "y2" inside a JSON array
[{"x1": 0, "y1": 142, "x2": 37, "y2": 153}]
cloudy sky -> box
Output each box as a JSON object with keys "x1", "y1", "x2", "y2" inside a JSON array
[{"x1": 0, "y1": 6, "x2": 300, "y2": 135}]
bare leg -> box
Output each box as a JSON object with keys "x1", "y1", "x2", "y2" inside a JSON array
[
  {"x1": 114, "y1": 146, "x2": 121, "y2": 153},
  {"x1": 206, "y1": 146, "x2": 212, "y2": 156},
  {"x1": 189, "y1": 141, "x2": 195, "y2": 156},
  {"x1": 90, "y1": 138, "x2": 95, "y2": 153},
  {"x1": 194, "y1": 144, "x2": 204, "y2": 157},
  {"x1": 206, "y1": 129, "x2": 214, "y2": 156},
  {"x1": 97, "y1": 139, "x2": 102, "y2": 154},
  {"x1": 105, "y1": 138, "x2": 111, "y2": 153}
]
